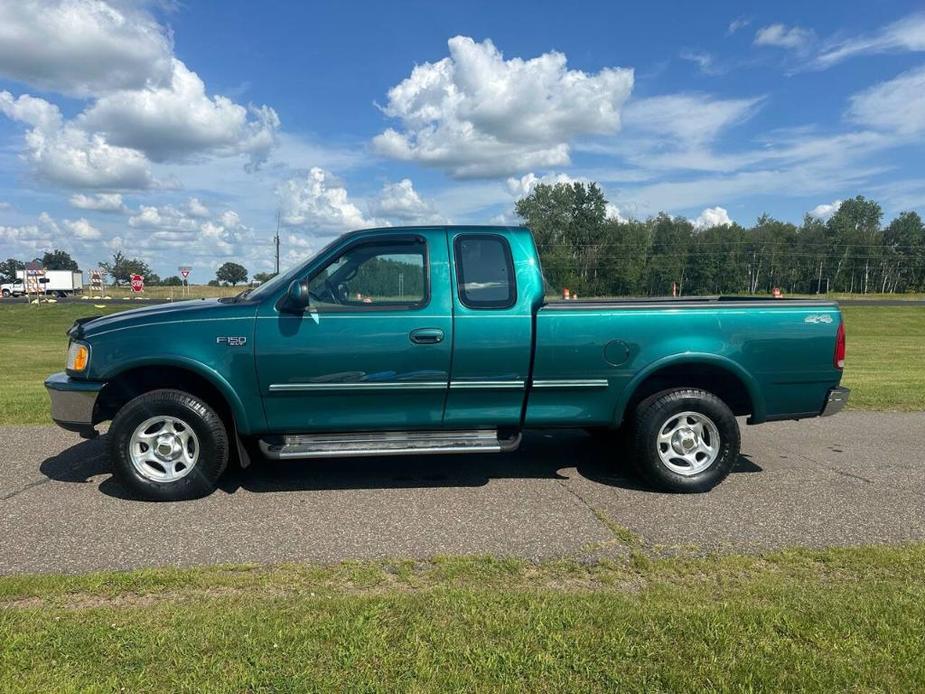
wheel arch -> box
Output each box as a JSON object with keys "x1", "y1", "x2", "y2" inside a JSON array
[
  {"x1": 614, "y1": 353, "x2": 766, "y2": 427},
  {"x1": 95, "y1": 358, "x2": 253, "y2": 434}
]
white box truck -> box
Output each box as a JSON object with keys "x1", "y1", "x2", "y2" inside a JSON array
[{"x1": 2, "y1": 270, "x2": 84, "y2": 297}]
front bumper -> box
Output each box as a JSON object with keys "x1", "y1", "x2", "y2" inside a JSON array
[
  {"x1": 821, "y1": 386, "x2": 850, "y2": 417},
  {"x1": 44, "y1": 372, "x2": 105, "y2": 436}
]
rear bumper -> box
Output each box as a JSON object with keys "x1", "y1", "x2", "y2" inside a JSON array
[
  {"x1": 821, "y1": 386, "x2": 850, "y2": 417},
  {"x1": 44, "y1": 372, "x2": 105, "y2": 436}
]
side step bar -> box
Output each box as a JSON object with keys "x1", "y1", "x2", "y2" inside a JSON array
[{"x1": 259, "y1": 429, "x2": 522, "y2": 460}]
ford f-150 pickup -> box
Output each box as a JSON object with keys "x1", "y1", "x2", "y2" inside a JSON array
[{"x1": 45, "y1": 225, "x2": 848, "y2": 500}]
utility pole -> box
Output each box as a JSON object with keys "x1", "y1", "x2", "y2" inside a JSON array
[{"x1": 274, "y1": 211, "x2": 280, "y2": 276}]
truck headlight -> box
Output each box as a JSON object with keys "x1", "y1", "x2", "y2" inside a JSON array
[{"x1": 67, "y1": 341, "x2": 90, "y2": 372}]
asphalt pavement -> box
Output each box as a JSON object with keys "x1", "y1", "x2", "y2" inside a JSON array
[{"x1": 1, "y1": 412, "x2": 923, "y2": 574}]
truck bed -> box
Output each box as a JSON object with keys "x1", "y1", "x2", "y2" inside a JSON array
[
  {"x1": 542, "y1": 296, "x2": 839, "y2": 310},
  {"x1": 527, "y1": 295, "x2": 843, "y2": 428}
]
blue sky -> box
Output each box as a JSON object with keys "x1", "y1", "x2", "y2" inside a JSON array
[{"x1": 1, "y1": 0, "x2": 924, "y2": 279}]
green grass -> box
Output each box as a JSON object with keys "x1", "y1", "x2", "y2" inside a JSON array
[
  {"x1": 67, "y1": 283, "x2": 238, "y2": 300},
  {"x1": 1, "y1": 547, "x2": 924, "y2": 691},
  {"x1": 0, "y1": 302, "x2": 922, "y2": 425},
  {"x1": 840, "y1": 305, "x2": 925, "y2": 410},
  {"x1": 0, "y1": 303, "x2": 131, "y2": 425}
]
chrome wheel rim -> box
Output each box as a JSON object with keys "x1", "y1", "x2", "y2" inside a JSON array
[
  {"x1": 656, "y1": 411, "x2": 720, "y2": 476},
  {"x1": 129, "y1": 415, "x2": 199, "y2": 483}
]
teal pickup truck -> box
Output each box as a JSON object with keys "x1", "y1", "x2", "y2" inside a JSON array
[{"x1": 45, "y1": 225, "x2": 848, "y2": 500}]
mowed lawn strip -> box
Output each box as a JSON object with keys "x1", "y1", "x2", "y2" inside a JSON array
[
  {"x1": 0, "y1": 303, "x2": 129, "y2": 425},
  {"x1": 839, "y1": 305, "x2": 925, "y2": 410},
  {"x1": 1, "y1": 547, "x2": 924, "y2": 691},
  {"x1": 0, "y1": 302, "x2": 922, "y2": 425}
]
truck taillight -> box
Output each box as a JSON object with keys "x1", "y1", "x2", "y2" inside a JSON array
[{"x1": 834, "y1": 321, "x2": 846, "y2": 370}]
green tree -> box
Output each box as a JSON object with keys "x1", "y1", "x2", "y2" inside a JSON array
[
  {"x1": 600, "y1": 219, "x2": 650, "y2": 296},
  {"x1": 515, "y1": 181, "x2": 608, "y2": 295},
  {"x1": 883, "y1": 211, "x2": 925, "y2": 292},
  {"x1": 252, "y1": 271, "x2": 276, "y2": 284},
  {"x1": 216, "y1": 262, "x2": 248, "y2": 286},
  {"x1": 41, "y1": 249, "x2": 79, "y2": 271},
  {"x1": 826, "y1": 196, "x2": 883, "y2": 293},
  {"x1": 0, "y1": 258, "x2": 23, "y2": 283},
  {"x1": 161, "y1": 275, "x2": 184, "y2": 286},
  {"x1": 646, "y1": 214, "x2": 692, "y2": 295},
  {"x1": 99, "y1": 251, "x2": 152, "y2": 286}
]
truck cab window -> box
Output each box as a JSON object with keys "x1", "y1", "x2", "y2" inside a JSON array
[
  {"x1": 455, "y1": 235, "x2": 516, "y2": 309},
  {"x1": 307, "y1": 238, "x2": 427, "y2": 309}
]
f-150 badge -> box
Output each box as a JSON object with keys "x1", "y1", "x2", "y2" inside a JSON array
[
  {"x1": 804, "y1": 314, "x2": 834, "y2": 324},
  {"x1": 216, "y1": 336, "x2": 247, "y2": 346}
]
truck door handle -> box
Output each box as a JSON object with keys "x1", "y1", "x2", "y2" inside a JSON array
[{"x1": 410, "y1": 328, "x2": 444, "y2": 344}]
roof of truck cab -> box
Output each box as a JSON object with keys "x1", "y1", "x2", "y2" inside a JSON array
[{"x1": 349, "y1": 224, "x2": 529, "y2": 233}]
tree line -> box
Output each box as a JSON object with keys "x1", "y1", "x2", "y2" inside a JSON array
[
  {"x1": 4, "y1": 185, "x2": 923, "y2": 297},
  {"x1": 516, "y1": 183, "x2": 925, "y2": 296}
]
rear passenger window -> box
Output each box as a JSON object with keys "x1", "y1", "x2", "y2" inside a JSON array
[{"x1": 454, "y1": 235, "x2": 516, "y2": 309}]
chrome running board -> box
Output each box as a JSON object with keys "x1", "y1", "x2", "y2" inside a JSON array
[{"x1": 259, "y1": 429, "x2": 522, "y2": 460}]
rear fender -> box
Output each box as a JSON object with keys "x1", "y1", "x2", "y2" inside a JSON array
[{"x1": 613, "y1": 352, "x2": 766, "y2": 426}]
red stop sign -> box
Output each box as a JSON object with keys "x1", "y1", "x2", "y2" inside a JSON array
[{"x1": 130, "y1": 274, "x2": 144, "y2": 293}]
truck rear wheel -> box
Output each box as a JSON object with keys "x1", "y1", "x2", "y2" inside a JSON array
[
  {"x1": 107, "y1": 389, "x2": 229, "y2": 501},
  {"x1": 632, "y1": 388, "x2": 740, "y2": 493}
]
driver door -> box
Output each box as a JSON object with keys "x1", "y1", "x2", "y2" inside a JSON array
[{"x1": 254, "y1": 230, "x2": 453, "y2": 432}]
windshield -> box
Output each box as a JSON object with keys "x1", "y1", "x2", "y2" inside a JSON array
[{"x1": 241, "y1": 233, "x2": 347, "y2": 302}]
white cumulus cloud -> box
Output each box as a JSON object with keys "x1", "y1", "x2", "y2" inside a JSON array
[
  {"x1": 0, "y1": 90, "x2": 156, "y2": 189},
  {"x1": 605, "y1": 203, "x2": 626, "y2": 222},
  {"x1": 373, "y1": 35, "x2": 634, "y2": 178},
  {"x1": 278, "y1": 167, "x2": 374, "y2": 230},
  {"x1": 754, "y1": 24, "x2": 815, "y2": 51},
  {"x1": 186, "y1": 197, "x2": 210, "y2": 218},
  {"x1": 69, "y1": 192, "x2": 126, "y2": 212},
  {"x1": 505, "y1": 172, "x2": 579, "y2": 198},
  {"x1": 63, "y1": 217, "x2": 102, "y2": 239},
  {"x1": 0, "y1": 3, "x2": 281, "y2": 188},
  {"x1": 692, "y1": 206, "x2": 732, "y2": 228},
  {"x1": 0, "y1": 0, "x2": 173, "y2": 96},
  {"x1": 370, "y1": 179, "x2": 446, "y2": 224},
  {"x1": 808, "y1": 200, "x2": 842, "y2": 220},
  {"x1": 78, "y1": 59, "x2": 280, "y2": 168}
]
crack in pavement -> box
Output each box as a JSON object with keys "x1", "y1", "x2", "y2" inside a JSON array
[
  {"x1": 1, "y1": 477, "x2": 51, "y2": 501},
  {"x1": 554, "y1": 475, "x2": 641, "y2": 548}
]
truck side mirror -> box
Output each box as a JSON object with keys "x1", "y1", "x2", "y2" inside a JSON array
[{"x1": 280, "y1": 279, "x2": 310, "y2": 313}]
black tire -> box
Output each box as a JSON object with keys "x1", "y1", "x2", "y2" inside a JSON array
[
  {"x1": 1, "y1": 289, "x2": 9, "y2": 298},
  {"x1": 632, "y1": 388, "x2": 740, "y2": 493},
  {"x1": 107, "y1": 389, "x2": 229, "y2": 501}
]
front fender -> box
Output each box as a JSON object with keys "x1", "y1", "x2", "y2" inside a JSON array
[
  {"x1": 613, "y1": 352, "x2": 767, "y2": 426},
  {"x1": 102, "y1": 355, "x2": 258, "y2": 434}
]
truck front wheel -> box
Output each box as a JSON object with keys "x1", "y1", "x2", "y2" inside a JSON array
[
  {"x1": 632, "y1": 388, "x2": 740, "y2": 493},
  {"x1": 107, "y1": 389, "x2": 229, "y2": 501}
]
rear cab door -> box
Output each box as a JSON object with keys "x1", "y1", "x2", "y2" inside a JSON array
[{"x1": 444, "y1": 228, "x2": 543, "y2": 427}]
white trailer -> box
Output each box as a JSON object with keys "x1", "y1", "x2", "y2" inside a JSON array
[{"x1": 2, "y1": 270, "x2": 84, "y2": 297}]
